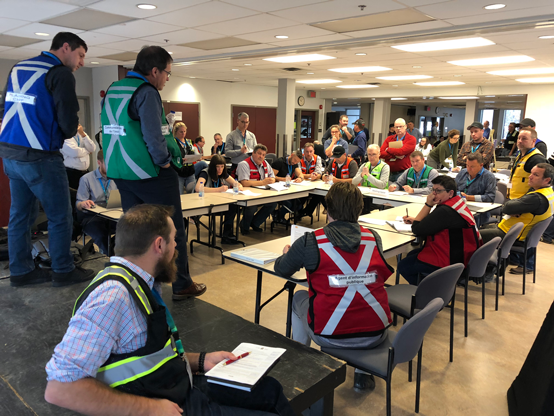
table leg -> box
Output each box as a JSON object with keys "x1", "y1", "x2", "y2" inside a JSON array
[
  {"x1": 255, "y1": 270, "x2": 263, "y2": 324},
  {"x1": 285, "y1": 282, "x2": 296, "y2": 338},
  {"x1": 308, "y1": 391, "x2": 335, "y2": 416}
]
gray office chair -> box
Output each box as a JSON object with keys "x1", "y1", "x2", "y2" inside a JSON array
[
  {"x1": 497, "y1": 181, "x2": 508, "y2": 200},
  {"x1": 322, "y1": 298, "x2": 444, "y2": 416},
  {"x1": 480, "y1": 190, "x2": 505, "y2": 226},
  {"x1": 386, "y1": 264, "x2": 464, "y2": 363},
  {"x1": 463, "y1": 237, "x2": 501, "y2": 336},
  {"x1": 509, "y1": 217, "x2": 553, "y2": 295},
  {"x1": 265, "y1": 153, "x2": 277, "y2": 165},
  {"x1": 488, "y1": 222, "x2": 524, "y2": 311}
]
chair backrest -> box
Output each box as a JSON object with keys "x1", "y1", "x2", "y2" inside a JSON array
[
  {"x1": 494, "y1": 190, "x2": 505, "y2": 204},
  {"x1": 414, "y1": 264, "x2": 465, "y2": 310},
  {"x1": 266, "y1": 153, "x2": 277, "y2": 165},
  {"x1": 392, "y1": 298, "x2": 444, "y2": 366},
  {"x1": 523, "y1": 217, "x2": 553, "y2": 248},
  {"x1": 499, "y1": 169, "x2": 511, "y2": 176},
  {"x1": 497, "y1": 182, "x2": 508, "y2": 200},
  {"x1": 467, "y1": 237, "x2": 501, "y2": 278},
  {"x1": 348, "y1": 144, "x2": 359, "y2": 155},
  {"x1": 498, "y1": 222, "x2": 524, "y2": 259}
]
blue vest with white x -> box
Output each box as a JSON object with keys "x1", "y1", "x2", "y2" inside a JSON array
[{"x1": 0, "y1": 52, "x2": 64, "y2": 151}]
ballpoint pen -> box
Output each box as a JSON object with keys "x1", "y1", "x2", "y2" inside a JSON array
[{"x1": 223, "y1": 352, "x2": 250, "y2": 366}]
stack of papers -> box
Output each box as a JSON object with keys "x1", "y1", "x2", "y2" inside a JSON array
[
  {"x1": 291, "y1": 224, "x2": 313, "y2": 244},
  {"x1": 230, "y1": 248, "x2": 279, "y2": 265},
  {"x1": 206, "y1": 343, "x2": 286, "y2": 391},
  {"x1": 390, "y1": 191, "x2": 408, "y2": 196},
  {"x1": 268, "y1": 182, "x2": 289, "y2": 192}
]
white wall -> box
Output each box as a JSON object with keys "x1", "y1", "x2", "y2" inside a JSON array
[
  {"x1": 295, "y1": 88, "x2": 326, "y2": 142},
  {"x1": 415, "y1": 105, "x2": 466, "y2": 137}
]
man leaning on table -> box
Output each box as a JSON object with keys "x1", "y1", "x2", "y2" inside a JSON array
[
  {"x1": 388, "y1": 151, "x2": 438, "y2": 195},
  {"x1": 275, "y1": 182, "x2": 395, "y2": 392},
  {"x1": 237, "y1": 144, "x2": 278, "y2": 235},
  {"x1": 380, "y1": 118, "x2": 417, "y2": 183},
  {"x1": 458, "y1": 122, "x2": 494, "y2": 169},
  {"x1": 45, "y1": 204, "x2": 295, "y2": 416}
]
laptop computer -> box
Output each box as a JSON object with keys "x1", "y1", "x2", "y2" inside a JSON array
[{"x1": 105, "y1": 189, "x2": 122, "y2": 209}]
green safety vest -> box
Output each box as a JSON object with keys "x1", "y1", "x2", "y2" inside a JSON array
[
  {"x1": 361, "y1": 161, "x2": 385, "y2": 188},
  {"x1": 101, "y1": 77, "x2": 182, "y2": 181},
  {"x1": 406, "y1": 165, "x2": 431, "y2": 188}
]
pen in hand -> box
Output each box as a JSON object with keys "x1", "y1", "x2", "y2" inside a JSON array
[
  {"x1": 406, "y1": 208, "x2": 409, "y2": 217},
  {"x1": 223, "y1": 352, "x2": 250, "y2": 366}
]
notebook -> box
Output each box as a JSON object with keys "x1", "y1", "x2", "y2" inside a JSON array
[{"x1": 230, "y1": 248, "x2": 279, "y2": 265}]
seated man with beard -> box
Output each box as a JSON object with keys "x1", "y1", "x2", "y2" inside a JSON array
[{"x1": 45, "y1": 204, "x2": 294, "y2": 416}]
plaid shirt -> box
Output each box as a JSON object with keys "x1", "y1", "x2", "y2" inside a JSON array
[
  {"x1": 458, "y1": 139, "x2": 494, "y2": 169},
  {"x1": 45, "y1": 257, "x2": 162, "y2": 382}
]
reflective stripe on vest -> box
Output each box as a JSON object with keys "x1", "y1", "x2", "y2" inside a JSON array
[
  {"x1": 360, "y1": 162, "x2": 384, "y2": 188},
  {"x1": 331, "y1": 157, "x2": 353, "y2": 179},
  {"x1": 96, "y1": 338, "x2": 178, "y2": 388},
  {"x1": 246, "y1": 156, "x2": 268, "y2": 180},
  {"x1": 314, "y1": 232, "x2": 389, "y2": 335},
  {"x1": 301, "y1": 155, "x2": 318, "y2": 174},
  {"x1": 508, "y1": 148, "x2": 544, "y2": 199}
]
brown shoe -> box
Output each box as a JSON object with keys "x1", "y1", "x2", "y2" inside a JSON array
[
  {"x1": 172, "y1": 282, "x2": 207, "y2": 300},
  {"x1": 509, "y1": 266, "x2": 533, "y2": 275}
]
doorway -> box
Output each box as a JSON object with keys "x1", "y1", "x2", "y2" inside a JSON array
[
  {"x1": 231, "y1": 106, "x2": 277, "y2": 154},
  {"x1": 296, "y1": 110, "x2": 317, "y2": 150}
]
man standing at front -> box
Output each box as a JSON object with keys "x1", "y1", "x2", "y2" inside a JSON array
[
  {"x1": 507, "y1": 127, "x2": 546, "y2": 199},
  {"x1": 101, "y1": 45, "x2": 205, "y2": 300},
  {"x1": 351, "y1": 119, "x2": 367, "y2": 162},
  {"x1": 458, "y1": 122, "x2": 494, "y2": 169},
  {"x1": 225, "y1": 112, "x2": 257, "y2": 176},
  {"x1": 380, "y1": 118, "x2": 417, "y2": 182},
  {"x1": 0, "y1": 32, "x2": 94, "y2": 287}
]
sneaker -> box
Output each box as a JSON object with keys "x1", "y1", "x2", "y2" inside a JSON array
[
  {"x1": 52, "y1": 266, "x2": 95, "y2": 287},
  {"x1": 221, "y1": 237, "x2": 241, "y2": 245},
  {"x1": 251, "y1": 225, "x2": 263, "y2": 232},
  {"x1": 353, "y1": 373, "x2": 375, "y2": 392},
  {"x1": 540, "y1": 236, "x2": 553, "y2": 244},
  {"x1": 172, "y1": 282, "x2": 207, "y2": 300},
  {"x1": 509, "y1": 266, "x2": 533, "y2": 275},
  {"x1": 10, "y1": 267, "x2": 51, "y2": 287}
]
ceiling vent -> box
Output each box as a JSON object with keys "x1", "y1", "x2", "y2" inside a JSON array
[
  {"x1": 282, "y1": 67, "x2": 303, "y2": 72},
  {"x1": 367, "y1": 82, "x2": 381, "y2": 85}
]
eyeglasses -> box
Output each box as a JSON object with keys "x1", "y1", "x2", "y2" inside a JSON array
[
  {"x1": 163, "y1": 69, "x2": 171, "y2": 78},
  {"x1": 431, "y1": 188, "x2": 447, "y2": 194},
  {"x1": 394, "y1": 126, "x2": 405, "y2": 129}
]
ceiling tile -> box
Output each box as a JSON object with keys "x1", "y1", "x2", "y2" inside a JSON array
[
  {"x1": 219, "y1": 0, "x2": 327, "y2": 13},
  {"x1": 0, "y1": 47, "x2": 42, "y2": 60},
  {"x1": 103, "y1": 39, "x2": 164, "y2": 51},
  {"x1": 0, "y1": 34, "x2": 42, "y2": 47},
  {"x1": 0, "y1": 18, "x2": 31, "y2": 34},
  {"x1": 76, "y1": 31, "x2": 128, "y2": 46},
  {"x1": 87, "y1": 0, "x2": 210, "y2": 19},
  {"x1": 18, "y1": 40, "x2": 53, "y2": 51},
  {"x1": 140, "y1": 29, "x2": 223, "y2": 45},
  {"x1": 41, "y1": 8, "x2": 135, "y2": 31},
  {"x1": 0, "y1": 0, "x2": 78, "y2": 21},
  {"x1": 148, "y1": 1, "x2": 260, "y2": 28},
  {"x1": 396, "y1": 0, "x2": 451, "y2": 6},
  {"x1": 99, "y1": 51, "x2": 138, "y2": 61},
  {"x1": 179, "y1": 37, "x2": 260, "y2": 50},
  {"x1": 95, "y1": 19, "x2": 182, "y2": 37},
  {"x1": 5, "y1": 23, "x2": 84, "y2": 40},
  {"x1": 235, "y1": 25, "x2": 336, "y2": 43},
  {"x1": 345, "y1": 20, "x2": 451, "y2": 38},
  {"x1": 200, "y1": 14, "x2": 298, "y2": 37},
  {"x1": 264, "y1": 33, "x2": 352, "y2": 47},
  {"x1": 445, "y1": 6, "x2": 554, "y2": 26},
  {"x1": 83, "y1": 46, "x2": 130, "y2": 58},
  {"x1": 417, "y1": 0, "x2": 554, "y2": 20}
]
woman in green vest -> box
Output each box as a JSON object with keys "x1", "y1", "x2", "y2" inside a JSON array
[
  {"x1": 427, "y1": 129, "x2": 460, "y2": 170},
  {"x1": 353, "y1": 144, "x2": 390, "y2": 214},
  {"x1": 172, "y1": 122, "x2": 197, "y2": 194}
]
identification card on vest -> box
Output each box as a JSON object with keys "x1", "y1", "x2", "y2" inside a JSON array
[
  {"x1": 6, "y1": 92, "x2": 36, "y2": 105},
  {"x1": 328, "y1": 272, "x2": 377, "y2": 288},
  {"x1": 103, "y1": 125, "x2": 126, "y2": 136},
  {"x1": 161, "y1": 125, "x2": 170, "y2": 135}
]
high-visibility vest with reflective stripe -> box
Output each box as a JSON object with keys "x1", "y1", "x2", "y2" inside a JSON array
[
  {"x1": 73, "y1": 266, "x2": 192, "y2": 399},
  {"x1": 301, "y1": 155, "x2": 319, "y2": 174},
  {"x1": 499, "y1": 187, "x2": 554, "y2": 240},
  {"x1": 0, "y1": 53, "x2": 64, "y2": 151},
  {"x1": 508, "y1": 148, "x2": 544, "y2": 199},
  {"x1": 417, "y1": 196, "x2": 482, "y2": 268},
  {"x1": 406, "y1": 165, "x2": 432, "y2": 189},
  {"x1": 307, "y1": 226, "x2": 394, "y2": 338},
  {"x1": 360, "y1": 161, "x2": 385, "y2": 188},
  {"x1": 331, "y1": 157, "x2": 354, "y2": 179},
  {"x1": 101, "y1": 77, "x2": 182, "y2": 180},
  {"x1": 246, "y1": 156, "x2": 269, "y2": 180}
]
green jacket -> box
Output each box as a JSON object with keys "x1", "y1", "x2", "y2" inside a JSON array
[{"x1": 429, "y1": 139, "x2": 458, "y2": 168}]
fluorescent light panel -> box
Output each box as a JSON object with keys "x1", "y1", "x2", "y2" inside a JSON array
[
  {"x1": 487, "y1": 68, "x2": 554, "y2": 76},
  {"x1": 393, "y1": 37, "x2": 494, "y2": 52},
  {"x1": 414, "y1": 81, "x2": 465, "y2": 86},
  {"x1": 484, "y1": 3, "x2": 506, "y2": 9},
  {"x1": 448, "y1": 55, "x2": 534, "y2": 66},
  {"x1": 391, "y1": 98, "x2": 407, "y2": 100},
  {"x1": 328, "y1": 66, "x2": 391, "y2": 73},
  {"x1": 438, "y1": 96, "x2": 479, "y2": 99},
  {"x1": 516, "y1": 77, "x2": 554, "y2": 83},
  {"x1": 376, "y1": 75, "x2": 432, "y2": 80},
  {"x1": 263, "y1": 54, "x2": 335, "y2": 63},
  {"x1": 296, "y1": 79, "x2": 342, "y2": 84},
  {"x1": 336, "y1": 85, "x2": 379, "y2": 89}
]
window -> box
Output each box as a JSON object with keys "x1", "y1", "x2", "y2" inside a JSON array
[
  {"x1": 501, "y1": 109, "x2": 522, "y2": 142},
  {"x1": 480, "y1": 109, "x2": 494, "y2": 125}
]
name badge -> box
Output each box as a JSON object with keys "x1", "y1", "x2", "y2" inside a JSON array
[
  {"x1": 6, "y1": 92, "x2": 36, "y2": 105},
  {"x1": 328, "y1": 272, "x2": 377, "y2": 288},
  {"x1": 161, "y1": 125, "x2": 170, "y2": 135},
  {"x1": 507, "y1": 183, "x2": 513, "y2": 189},
  {"x1": 369, "y1": 188, "x2": 389, "y2": 195},
  {"x1": 103, "y1": 125, "x2": 126, "y2": 136}
]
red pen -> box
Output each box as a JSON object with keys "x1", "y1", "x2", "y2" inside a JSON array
[{"x1": 223, "y1": 352, "x2": 250, "y2": 366}]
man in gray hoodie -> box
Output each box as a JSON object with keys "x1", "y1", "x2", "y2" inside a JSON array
[{"x1": 275, "y1": 182, "x2": 394, "y2": 392}]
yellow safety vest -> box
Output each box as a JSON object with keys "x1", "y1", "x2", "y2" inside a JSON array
[
  {"x1": 508, "y1": 148, "x2": 543, "y2": 199},
  {"x1": 499, "y1": 187, "x2": 554, "y2": 240}
]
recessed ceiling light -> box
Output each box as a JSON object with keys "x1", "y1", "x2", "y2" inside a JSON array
[
  {"x1": 487, "y1": 68, "x2": 554, "y2": 76},
  {"x1": 355, "y1": 53, "x2": 367, "y2": 56},
  {"x1": 507, "y1": 101, "x2": 522, "y2": 102},
  {"x1": 336, "y1": 85, "x2": 379, "y2": 89},
  {"x1": 231, "y1": 69, "x2": 239, "y2": 71},
  {"x1": 414, "y1": 81, "x2": 465, "y2": 86},
  {"x1": 391, "y1": 98, "x2": 407, "y2": 100},
  {"x1": 321, "y1": 88, "x2": 325, "y2": 89},
  {"x1": 393, "y1": 37, "x2": 494, "y2": 52},
  {"x1": 275, "y1": 35, "x2": 289, "y2": 39},
  {"x1": 483, "y1": 101, "x2": 496, "y2": 103},
  {"x1": 392, "y1": 85, "x2": 398, "y2": 87},
  {"x1": 485, "y1": 95, "x2": 495, "y2": 97},
  {"x1": 137, "y1": 4, "x2": 157, "y2": 9},
  {"x1": 35, "y1": 32, "x2": 49, "y2": 36},
  {"x1": 412, "y1": 66, "x2": 422, "y2": 69},
  {"x1": 484, "y1": 3, "x2": 506, "y2": 9},
  {"x1": 448, "y1": 55, "x2": 534, "y2": 66},
  {"x1": 190, "y1": 76, "x2": 196, "y2": 79},
  {"x1": 244, "y1": 63, "x2": 252, "y2": 66},
  {"x1": 329, "y1": 66, "x2": 391, "y2": 73},
  {"x1": 376, "y1": 75, "x2": 432, "y2": 80},
  {"x1": 263, "y1": 54, "x2": 335, "y2": 63},
  {"x1": 454, "y1": 75, "x2": 463, "y2": 77},
  {"x1": 485, "y1": 82, "x2": 492, "y2": 83},
  {"x1": 539, "y1": 35, "x2": 554, "y2": 39},
  {"x1": 90, "y1": 61, "x2": 99, "y2": 64},
  {"x1": 438, "y1": 96, "x2": 479, "y2": 99},
  {"x1": 517, "y1": 77, "x2": 554, "y2": 83},
  {"x1": 297, "y1": 79, "x2": 342, "y2": 84},
  {"x1": 333, "y1": 102, "x2": 337, "y2": 104},
  {"x1": 508, "y1": 94, "x2": 524, "y2": 96},
  {"x1": 174, "y1": 62, "x2": 192, "y2": 66},
  {"x1": 307, "y1": 72, "x2": 314, "y2": 74}
]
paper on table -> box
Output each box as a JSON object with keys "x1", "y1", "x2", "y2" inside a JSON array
[
  {"x1": 446, "y1": 172, "x2": 458, "y2": 178},
  {"x1": 183, "y1": 154, "x2": 202, "y2": 163},
  {"x1": 268, "y1": 182, "x2": 289, "y2": 192},
  {"x1": 358, "y1": 217, "x2": 387, "y2": 226},
  {"x1": 387, "y1": 221, "x2": 413, "y2": 232},
  {"x1": 290, "y1": 180, "x2": 313, "y2": 186},
  {"x1": 390, "y1": 191, "x2": 408, "y2": 195},
  {"x1": 224, "y1": 189, "x2": 262, "y2": 196},
  {"x1": 291, "y1": 224, "x2": 313, "y2": 245},
  {"x1": 230, "y1": 248, "x2": 279, "y2": 265},
  {"x1": 206, "y1": 343, "x2": 286, "y2": 391}
]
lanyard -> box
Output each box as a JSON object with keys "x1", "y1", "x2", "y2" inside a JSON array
[
  {"x1": 151, "y1": 289, "x2": 185, "y2": 356},
  {"x1": 74, "y1": 134, "x2": 80, "y2": 147},
  {"x1": 471, "y1": 143, "x2": 481, "y2": 153},
  {"x1": 213, "y1": 178, "x2": 220, "y2": 188},
  {"x1": 516, "y1": 147, "x2": 536, "y2": 164},
  {"x1": 43, "y1": 51, "x2": 61, "y2": 64},
  {"x1": 220, "y1": 143, "x2": 225, "y2": 153},
  {"x1": 412, "y1": 166, "x2": 426, "y2": 186},
  {"x1": 448, "y1": 143, "x2": 453, "y2": 155},
  {"x1": 241, "y1": 131, "x2": 246, "y2": 145},
  {"x1": 98, "y1": 177, "x2": 111, "y2": 201},
  {"x1": 396, "y1": 135, "x2": 405, "y2": 142},
  {"x1": 466, "y1": 167, "x2": 484, "y2": 187},
  {"x1": 287, "y1": 163, "x2": 293, "y2": 176}
]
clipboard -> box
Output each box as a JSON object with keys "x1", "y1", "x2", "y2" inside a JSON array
[{"x1": 389, "y1": 141, "x2": 403, "y2": 149}]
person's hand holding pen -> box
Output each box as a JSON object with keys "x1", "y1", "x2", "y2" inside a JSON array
[
  {"x1": 241, "y1": 144, "x2": 249, "y2": 154},
  {"x1": 403, "y1": 207, "x2": 415, "y2": 224}
]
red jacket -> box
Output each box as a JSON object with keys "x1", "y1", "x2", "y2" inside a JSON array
[
  {"x1": 307, "y1": 227, "x2": 394, "y2": 338},
  {"x1": 380, "y1": 133, "x2": 417, "y2": 173}
]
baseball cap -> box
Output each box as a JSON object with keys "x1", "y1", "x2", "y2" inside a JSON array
[
  {"x1": 353, "y1": 119, "x2": 364, "y2": 128},
  {"x1": 331, "y1": 146, "x2": 345, "y2": 158},
  {"x1": 516, "y1": 118, "x2": 536, "y2": 128},
  {"x1": 467, "y1": 122, "x2": 484, "y2": 130}
]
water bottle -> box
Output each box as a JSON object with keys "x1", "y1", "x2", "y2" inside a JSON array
[
  {"x1": 199, "y1": 182, "x2": 204, "y2": 198},
  {"x1": 233, "y1": 181, "x2": 239, "y2": 195},
  {"x1": 328, "y1": 174, "x2": 334, "y2": 185},
  {"x1": 285, "y1": 173, "x2": 291, "y2": 187}
]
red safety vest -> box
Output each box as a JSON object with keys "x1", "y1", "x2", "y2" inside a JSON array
[
  {"x1": 245, "y1": 156, "x2": 269, "y2": 180},
  {"x1": 307, "y1": 226, "x2": 394, "y2": 338},
  {"x1": 331, "y1": 157, "x2": 354, "y2": 179},
  {"x1": 417, "y1": 196, "x2": 482, "y2": 268},
  {"x1": 301, "y1": 155, "x2": 319, "y2": 174}
]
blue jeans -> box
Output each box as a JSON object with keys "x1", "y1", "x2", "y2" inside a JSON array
[
  {"x1": 510, "y1": 246, "x2": 535, "y2": 270},
  {"x1": 194, "y1": 161, "x2": 208, "y2": 179},
  {"x1": 397, "y1": 248, "x2": 441, "y2": 285},
  {"x1": 242, "y1": 203, "x2": 278, "y2": 231},
  {"x1": 178, "y1": 174, "x2": 196, "y2": 195},
  {"x1": 3, "y1": 156, "x2": 74, "y2": 275}
]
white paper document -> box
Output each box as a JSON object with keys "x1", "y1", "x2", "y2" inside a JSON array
[
  {"x1": 446, "y1": 172, "x2": 458, "y2": 178},
  {"x1": 358, "y1": 217, "x2": 387, "y2": 226},
  {"x1": 206, "y1": 343, "x2": 286, "y2": 391},
  {"x1": 386, "y1": 221, "x2": 413, "y2": 233},
  {"x1": 224, "y1": 189, "x2": 262, "y2": 196},
  {"x1": 268, "y1": 182, "x2": 289, "y2": 192},
  {"x1": 230, "y1": 248, "x2": 279, "y2": 265},
  {"x1": 183, "y1": 154, "x2": 202, "y2": 163},
  {"x1": 390, "y1": 191, "x2": 408, "y2": 196},
  {"x1": 290, "y1": 180, "x2": 313, "y2": 186},
  {"x1": 291, "y1": 224, "x2": 313, "y2": 244}
]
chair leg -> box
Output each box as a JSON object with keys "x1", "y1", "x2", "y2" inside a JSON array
[
  {"x1": 464, "y1": 277, "x2": 468, "y2": 337},
  {"x1": 482, "y1": 271, "x2": 485, "y2": 320},
  {"x1": 502, "y1": 258, "x2": 506, "y2": 296},
  {"x1": 415, "y1": 345, "x2": 423, "y2": 413},
  {"x1": 533, "y1": 248, "x2": 537, "y2": 284},
  {"x1": 495, "y1": 258, "x2": 500, "y2": 311},
  {"x1": 523, "y1": 249, "x2": 527, "y2": 295},
  {"x1": 386, "y1": 374, "x2": 392, "y2": 416},
  {"x1": 450, "y1": 296, "x2": 455, "y2": 362}
]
